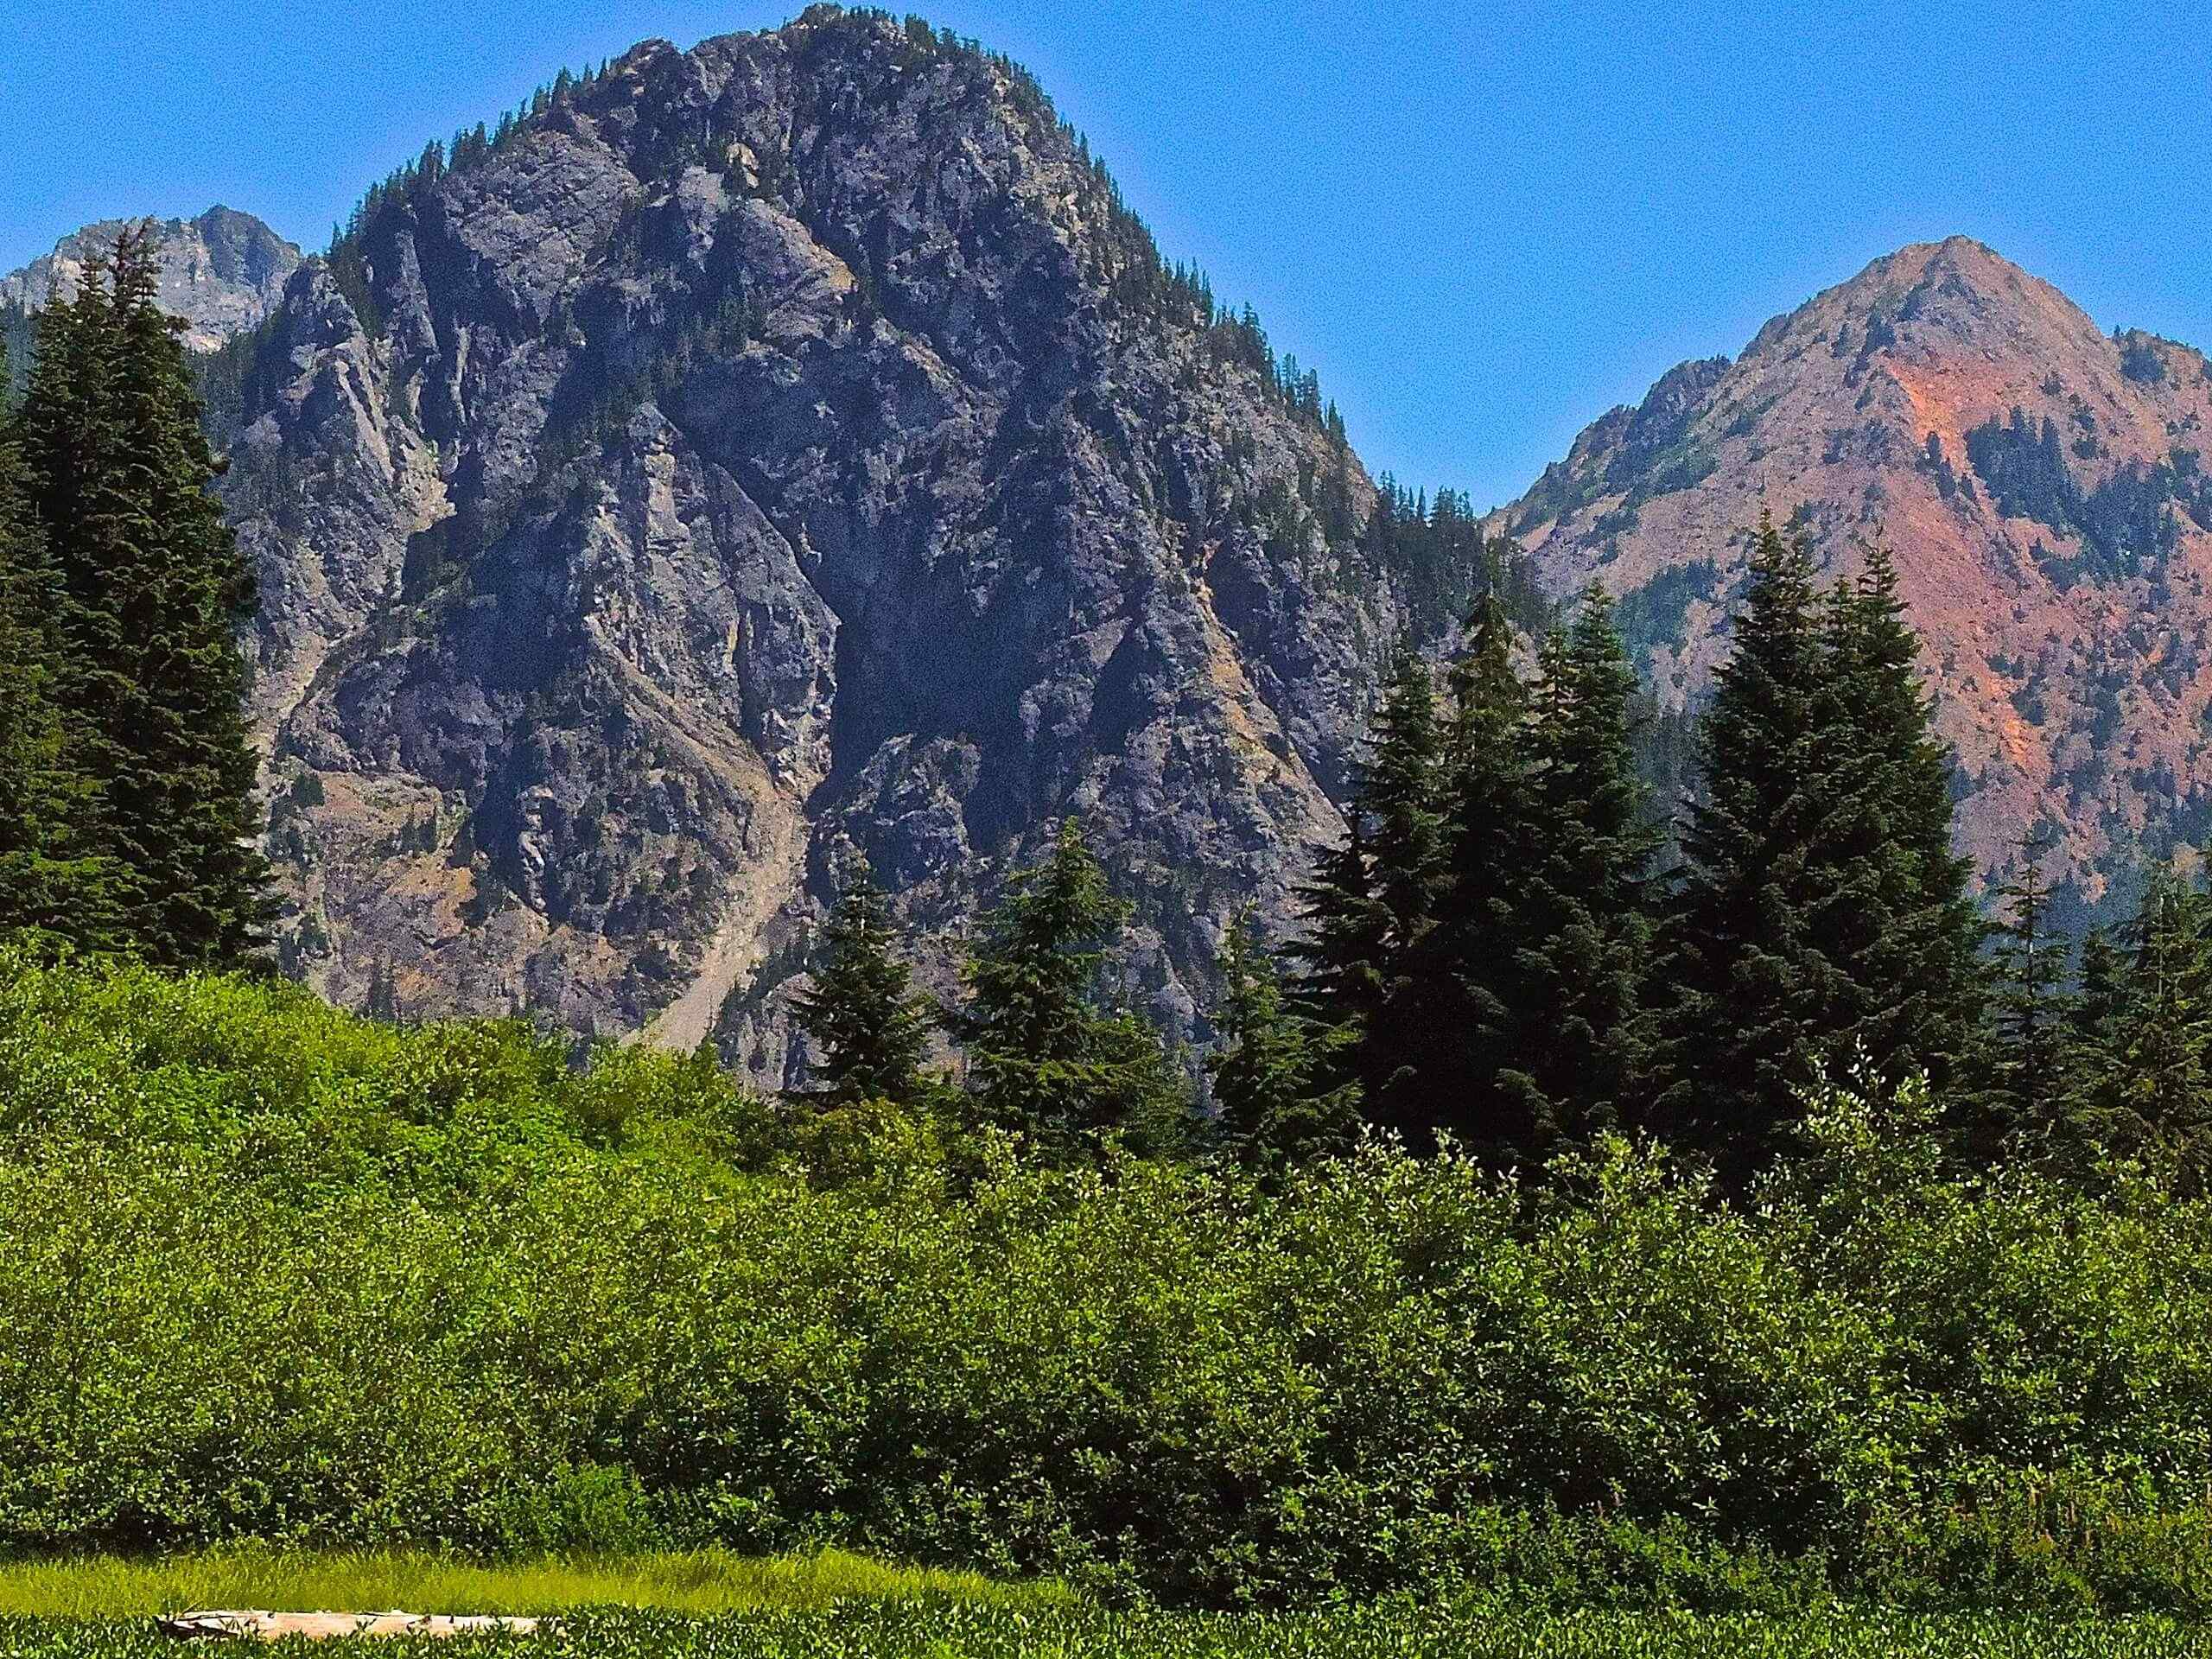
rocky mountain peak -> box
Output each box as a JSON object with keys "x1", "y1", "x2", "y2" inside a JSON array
[
  {"x1": 220, "y1": 11, "x2": 1412, "y2": 1070},
  {"x1": 1501, "y1": 235, "x2": 2212, "y2": 922},
  {"x1": 1, "y1": 206, "x2": 301, "y2": 352}
]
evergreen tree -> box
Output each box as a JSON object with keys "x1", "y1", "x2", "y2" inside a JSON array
[
  {"x1": 955, "y1": 818, "x2": 1190, "y2": 1157},
  {"x1": 1648, "y1": 518, "x2": 1838, "y2": 1181},
  {"x1": 1355, "y1": 646, "x2": 1453, "y2": 1133},
  {"x1": 2067, "y1": 926, "x2": 2129, "y2": 1062},
  {"x1": 793, "y1": 857, "x2": 935, "y2": 1109},
  {"x1": 1289, "y1": 646, "x2": 1452, "y2": 1141},
  {"x1": 1417, "y1": 575, "x2": 1554, "y2": 1160},
  {"x1": 1207, "y1": 908, "x2": 1358, "y2": 1173},
  {"x1": 1816, "y1": 540, "x2": 1986, "y2": 1078},
  {"x1": 1984, "y1": 832, "x2": 2070, "y2": 1151},
  {"x1": 0, "y1": 339, "x2": 127, "y2": 953},
  {"x1": 2072, "y1": 872, "x2": 2212, "y2": 1191},
  {"x1": 16, "y1": 226, "x2": 272, "y2": 969},
  {"x1": 1649, "y1": 521, "x2": 1982, "y2": 1182},
  {"x1": 1493, "y1": 585, "x2": 1659, "y2": 1143}
]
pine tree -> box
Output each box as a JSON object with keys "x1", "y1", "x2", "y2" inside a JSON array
[
  {"x1": 792, "y1": 858, "x2": 935, "y2": 1109},
  {"x1": 0, "y1": 338, "x2": 127, "y2": 954},
  {"x1": 1985, "y1": 832, "x2": 2070, "y2": 1150},
  {"x1": 1289, "y1": 646, "x2": 1452, "y2": 1141},
  {"x1": 1417, "y1": 576, "x2": 1541, "y2": 1159},
  {"x1": 16, "y1": 226, "x2": 272, "y2": 969},
  {"x1": 2072, "y1": 873, "x2": 2212, "y2": 1191},
  {"x1": 955, "y1": 818, "x2": 1190, "y2": 1157},
  {"x1": 1649, "y1": 520, "x2": 1982, "y2": 1183},
  {"x1": 1354, "y1": 646, "x2": 1453, "y2": 1134},
  {"x1": 1818, "y1": 540, "x2": 1986, "y2": 1078},
  {"x1": 1494, "y1": 585, "x2": 1659, "y2": 1144},
  {"x1": 1207, "y1": 909, "x2": 1358, "y2": 1173},
  {"x1": 1648, "y1": 518, "x2": 1836, "y2": 1181}
]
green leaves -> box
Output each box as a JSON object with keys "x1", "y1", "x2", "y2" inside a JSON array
[{"x1": 9, "y1": 957, "x2": 2212, "y2": 1611}]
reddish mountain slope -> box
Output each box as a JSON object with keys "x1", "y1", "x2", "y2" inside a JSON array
[{"x1": 1497, "y1": 237, "x2": 2212, "y2": 915}]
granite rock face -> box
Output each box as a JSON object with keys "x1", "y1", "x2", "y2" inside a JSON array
[
  {"x1": 1497, "y1": 236, "x2": 2212, "y2": 924},
  {"x1": 226, "y1": 10, "x2": 1410, "y2": 1076},
  {"x1": 3, "y1": 207, "x2": 300, "y2": 353}
]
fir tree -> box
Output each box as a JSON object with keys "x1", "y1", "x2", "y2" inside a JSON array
[
  {"x1": 1649, "y1": 520, "x2": 1981, "y2": 1182},
  {"x1": 1984, "y1": 832, "x2": 2070, "y2": 1152},
  {"x1": 1493, "y1": 585, "x2": 1659, "y2": 1144},
  {"x1": 0, "y1": 340, "x2": 127, "y2": 954},
  {"x1": 955, "y1": 818, "x2": 1190, "y2": 1157},
  {"x1": 1354, "y1": 646, "x2": 1453, "y2": 1135},
  {"x1": 792, "y1": 858, "x2": 936, "y2": 1109},
  {"x1": 16, "y1": 226, "x2": 273, "y2": 969},
  {"x1": 2073, "y1": 873, "x2": 2212, "y2": 1191},
  {"x1": 1816, "y1": 539, "x2": 1986, "y2": 1079},
  {"x1": 1289, "y1": 646, "x2": 1452, "y2": 1142},
  {"x1": 1207, "y1": 909, "x2": 1358, "y2": 1173},
  {"x1": 1648, "y1": 518, "x2": 1836, "y2": 1181},
  {"x1": 1419, "y1": 576, "x2": 1541, "y2": 1158}
]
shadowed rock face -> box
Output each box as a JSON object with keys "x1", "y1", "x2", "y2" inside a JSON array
[
  {"x1": 2, "y1": 207, "x2": 300, "y2": 353},
  {"x1": 1497, "y1": 236, "x2": 2212, "y2": 924},
  {"x1": 226, "y1": 10, "x2": 1409, "y2": 1075}
]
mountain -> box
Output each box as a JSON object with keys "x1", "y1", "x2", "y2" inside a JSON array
[
  {"x1": 2, "y1": 207, "x2": 300, "y2": 353},
  {"x1": 1498, "y1": 236, "x2": 2212, "y2": 923},
  {"x1": 219, "y1": 8, "x2": 1432, "y2": 1073}
]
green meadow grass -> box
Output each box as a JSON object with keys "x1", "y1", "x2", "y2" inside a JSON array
[
  {"x1": 0, "y1": 1547, "x2": 1070, "y2": 1618},
  {"x1": 8, "y1": 1608, "x2": 2212, "y2": 1658}
]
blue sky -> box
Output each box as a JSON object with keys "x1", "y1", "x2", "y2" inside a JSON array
[{"x1": 5, "y1": 0, "x2": 2207, "y2": 507}]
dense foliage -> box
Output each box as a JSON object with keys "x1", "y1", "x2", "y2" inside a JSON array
[{"x1": 8, "y1": 957, "x2": 2212, "y2": 1614}]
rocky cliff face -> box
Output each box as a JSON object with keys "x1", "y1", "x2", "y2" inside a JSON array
[
  {"x1": 1498, "y1": 236, "x2": 2212, "y2": 922},
  {"x1": 225, "y1": 8, "x2": 1409, "y2": 1074},
  {"x1": 3, "y1": 207, "x2": 300, "y2": 353}
]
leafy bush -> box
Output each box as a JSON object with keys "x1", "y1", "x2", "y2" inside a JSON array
[{"x1": 7, "y1": 958, "x2": 2212, "y2": 1611}]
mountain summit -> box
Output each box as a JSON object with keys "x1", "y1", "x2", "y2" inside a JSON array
[
  {"x1": 1500, "y1": 235, "x2": 2212, "y2": 916},
  {"x1": 2, "y1": 207, "x2": 299, "y2": 353},
  {"x1": 220, "y1": 9, "x2": 1424, "y2": 1067}
]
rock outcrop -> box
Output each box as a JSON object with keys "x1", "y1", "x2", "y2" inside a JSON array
[
  {"x1": 3, "y1": 207, "x2": 300, "y2": 353},
  {"x1": 225, "y1": 9, "x2": 1411, "y2": 1075},
  {"x1": 1497, "y1": 236, "x2": 2212, "y2": 924}
]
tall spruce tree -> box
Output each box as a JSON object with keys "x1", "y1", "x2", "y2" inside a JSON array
[
  {"x1": 1208, "y1": 908, "x2": 1358, "y2": 1173},
  {"x1": 0, "y1": 340, "x2": 127, "y2": 954},
  {"x1": 16, "y1": 226, "x2": 271, "y2": 969},
  {"x1": 1982, "y1": 832, "x2": 2070, "y2": 1154},
  {"x1": 1356, "y1": 646, "x2": 1454, "y2": 1135},
  {"x1": 2069, "y1": 872, "x2": 2212, "y2": 1191},
  {"x1": 1649, "y1": 518, "x2": 1841, "y2": 1180},
  {"x1": 955, "y1": 818, "x2": 1190, "y2": 1157},
  {"x1": 1493, "y1": 585, "x2": 1658, "y2": 1144},
  {"x1": 1290, "y1": 645, "x2": 1453, "y2": 1142},
  {"x1": 1650, "y1": 520, "x2": 1981, "y2": 1182},
  {"x1": 793, "y1": 858, "x2": 935, "y2": 1109},
  {"x1": 1818, "y1": 541, "x2": 1986, "y2": 1077}
]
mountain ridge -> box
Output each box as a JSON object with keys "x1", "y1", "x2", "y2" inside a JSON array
[
  {"x1": 206, "y1": 9, "x2": 1427, "y2": 1074},
  {"x1": 1, "y1": 207, "x2": 300, "y2": 353},
  {"x1": 1497, "y1": 232, "x2": 2212, "y2": 921}
]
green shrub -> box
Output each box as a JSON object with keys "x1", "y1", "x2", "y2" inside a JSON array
[{"x1": 7, "y1": 957, "x2": 2212, "y2": 1611}]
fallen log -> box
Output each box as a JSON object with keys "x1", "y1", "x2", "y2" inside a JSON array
[{"x1": 157, "y1": 1611, "x2": 545, "y2": 1642}]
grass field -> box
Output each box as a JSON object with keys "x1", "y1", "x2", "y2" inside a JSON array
[
  {"x1": 0, "y1": 1558, "x2": 2209, "y2": 1656},
  {"x1": 0, "y1": 1548, "x2": 1069, "y2": 1619},
  {"x1": 8, "y1": 1607, "x2": 2212, "y2": 1657}
]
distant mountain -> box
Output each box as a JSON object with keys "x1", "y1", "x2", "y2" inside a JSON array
[
  {"x1": 1, "y1": 207, "x2": 300, "y2": 353},
  {"x1": 1497, "y1": 236, "x2": 2212, "y2": 924},
  {"x1": 213, "y1": 9, "x2": 1451, "y2": 1073}
]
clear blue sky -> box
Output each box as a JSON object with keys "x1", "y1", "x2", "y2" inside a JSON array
[{"x1": 4, "y1": 0, "x2": 2207, "y2": 508}]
